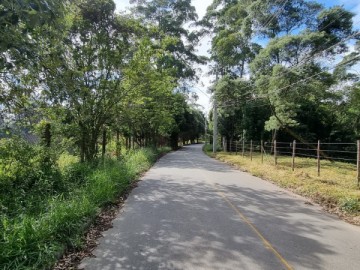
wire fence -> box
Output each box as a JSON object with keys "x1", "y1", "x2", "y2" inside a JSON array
[{"x1": 223, "y1": 139, "x2": 360, "y2": 186}]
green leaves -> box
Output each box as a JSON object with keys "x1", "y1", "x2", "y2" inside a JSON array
[
  {"x1": 205, "y1": 0, "x2": 358, "y2": 143},
  {"x1": 131, "y1": 0, "x2": 202, "y2": 80}
]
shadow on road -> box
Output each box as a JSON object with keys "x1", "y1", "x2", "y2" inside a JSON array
[{"x1": 80, "y1": 144, "x2": 360, "y2": 270}]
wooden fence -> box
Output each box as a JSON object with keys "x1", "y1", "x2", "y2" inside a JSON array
[{"x1": 225, "y1": 139, "x2": 360, "y2": 186}]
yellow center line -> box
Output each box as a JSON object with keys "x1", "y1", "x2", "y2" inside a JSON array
[
  {"x1": 183, "y1": 152, "x2": 293, "y2": 270},
  {"x1": 213, "y1": 185, "x2": 293, "y2": 270}
]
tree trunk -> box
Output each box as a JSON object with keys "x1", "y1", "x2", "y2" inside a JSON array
[
  {"x1": 42, "y1": 123, "x2": 52, "y2": 147},
  {"x1": 271, "y1": 129, "x2": 277, "y2": 154},
  {"x1": 102, "y1": 126, "x2": 107, "y2": 158},
  {"x1": 170, "y1": 132, "x2": 179, "y2": 150},
  {"x1": 80, "y1": 130, "x2": 86, "y2": 163},
  {"x1": 125, "y1": 137, "x2": 129, "y2": 150},
  {"x1": 116, "y1": 130, "x2": 121, "y2": 159},
  {"x1": 83, "y1": 129, "x2": 99, "y2": 162}
]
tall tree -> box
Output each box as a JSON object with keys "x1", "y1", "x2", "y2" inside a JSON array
[
  {"x1": 0, "y1": 0, "x2": 66, "y2": 130},
  {"x1": 130, "y1": 0, "x2": 203, "y2": 80},
  {"x1": 250, "y1": 6, "x2": 355, "y2": 140},
  {"x1": 118, "y1": 35, "x2": 179, "y2": 147},
  {"x1": 37, "y1": 0, "x2": 136, "y2": 161}
]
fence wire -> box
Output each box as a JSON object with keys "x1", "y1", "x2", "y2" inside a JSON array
[{"x1": 222, "y1": 139, "x2": 360, "y2": 184}]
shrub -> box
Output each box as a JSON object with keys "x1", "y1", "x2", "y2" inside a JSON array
[
  {"x1": 340, "y1": 197, "x2": 360, "y2": 213},
  {"x1": 0, "y1": 138, "x2": 62, "y2": 216},
  {"x1": 0, "y1": 147, "x2": 169, "y2": 269}
]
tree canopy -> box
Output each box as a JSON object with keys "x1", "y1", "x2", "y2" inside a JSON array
[
  {"x1": 0, "y1": 0, "x2": 206, "y2": 162},
  {"x1": 203, "y1": 0, "x2": 359, "y2": 145},
  {"x1": 0, "y1": 0, "x2": 359, "y2": 160}
]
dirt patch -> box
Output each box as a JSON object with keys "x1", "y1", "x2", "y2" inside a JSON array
[
  {"x1": 312, "y1": 193, "x2": 338, "y2": 209},
  {"x1": 295, "y1": 171, "x2": 311, "y2": 179},
  {"x1": 319, "y1": 179, "x2": 337, "y2": 185}
]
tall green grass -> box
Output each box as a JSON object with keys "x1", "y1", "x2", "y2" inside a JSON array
[{"x1": 0, "y1": 147, "x2": 170, "y2": 270}]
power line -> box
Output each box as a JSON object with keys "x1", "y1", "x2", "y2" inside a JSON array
[
  {"x1": 269, "y1": 54, "x2": 360, "y2": 94},
  {"x1": 216, "y1": 28, "x2": 360, "y2": 99},
  {"x1": 206, "y1": 9, "x2": 360, "y2": 112},
  {"x1": 261, "y1": 0, "x2": 289, "y2": 31},
  {"x1": 216, "y1": 54, "x2": 360, "y2": 111},
  {"x1": 215, "y1": 29, "x2": 359, "y2": 105},
  {"x1": 192, "y1": 86, "x2": 210, "y2": 98},
  {"x1": 212, "y1": 6, "x2": 360, "y2": 96}
]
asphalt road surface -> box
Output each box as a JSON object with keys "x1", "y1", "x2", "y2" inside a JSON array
[{"x1": 80, "y1": 144, "x2": 360, "y2": 270}]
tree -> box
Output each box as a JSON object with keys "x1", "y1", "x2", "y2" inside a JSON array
[
  {"x1": 250, "y1": 5, "x2": 355, "y2": 141},
  {"x1": 332, "y1": 40, "x2": 360, "y2": 140},
  {"x1": 213, "y1": 75, "x2": 270, "y2": 147},
  {"x1": 178, "y1": 106, "x2": 205, "y2": 144},
  {"x1": 0, "y1": 0, "x2": 66, "y2": 132},
  {"x1": 117, "y1": 36, "x2": 179, "y2": 147},
  {"x1": 130, "y1": 0, "x2": 203, "y2": 80},
  {"x1": 203, "y1": 1, "x2": 357, "y2": 144},
  {"x1": 36, "y1": 0, "x2": 136, "y2": 161}
]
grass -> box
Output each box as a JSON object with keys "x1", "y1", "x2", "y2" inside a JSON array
[
  {"x1": 204, "y1": 144, "x2": 360, "y2": 219},
  {"x1": 0, "y1": 147, "x2": 170, "y2": 270}
]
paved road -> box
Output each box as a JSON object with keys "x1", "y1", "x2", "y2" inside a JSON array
[{"x1": 80, "y1": 144, "x2": 360, "y2": 270}]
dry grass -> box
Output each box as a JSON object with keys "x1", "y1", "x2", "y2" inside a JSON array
[{"x1": 205, "y1": 149, "x2": 360, "y2": 223}]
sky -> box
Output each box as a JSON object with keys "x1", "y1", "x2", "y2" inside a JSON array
[{"x1": 114, "y1": 0, "x2": 360, "y2": 114}]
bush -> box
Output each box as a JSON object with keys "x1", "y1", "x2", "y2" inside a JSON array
[
  {"x1": 203, "y1": 143, "x2": 222, "y2": 152},
  {"x1": 0, "y1": 146, "x2": 169, "y2": 269},
  {"x1": 340, "y1": 197, "x2": 360, "y2": 213},
  {"x1": 0, "y1": 138, "x2": 62, "y2": 217}
]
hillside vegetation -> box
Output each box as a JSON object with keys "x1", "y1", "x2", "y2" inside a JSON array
[{"x1": 1, "y1": 0, "x2": 360, "y2": 268}]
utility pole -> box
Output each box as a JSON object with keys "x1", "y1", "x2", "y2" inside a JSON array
[
  {"x1": 213, "y1": 70, "x2": 219, "y2": 153},
  {"x1": 213, "y1": 99, "x2": 218, "y2": 153},
  {"x1": 204, "y1": 115, "x2": 207, "y2": 144}
]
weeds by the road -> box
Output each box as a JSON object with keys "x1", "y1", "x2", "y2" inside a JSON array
[
  {"x1": 0, "y1": 145, "x2": 170, "y2": 270},
  {"x1": 204, "y1": 145, "x2": 360, "y2": 223}
]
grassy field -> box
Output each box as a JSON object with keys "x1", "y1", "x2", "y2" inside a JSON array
[{"x1": 204, "y1": 144, "x2": 360, "y2": 223}]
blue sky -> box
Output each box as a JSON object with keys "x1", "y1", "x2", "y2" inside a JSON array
[
  {"x1": 115, "y1": 0, "x2": 360, "y2": 113},
  {"x1": 115, "y1": 0, "x2": 360, "y2": 29},
  {"x1": 319, "y1": 0, "x2": 360, "y2": 26}
]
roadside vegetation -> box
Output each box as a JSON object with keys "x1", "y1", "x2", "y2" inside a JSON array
[
  {"x1": 203, "y1": 0, "x2": 360, "y2": 157},
  {"x1": 1, "y1": 1, "x2": 203, "y2": 268},
  {"x1": 0, "y1": 138, "x2": 170, "y2": 270},
  {"x1": 202, "y1": 0, "x2": 360, "y2": 223},
  {"x1": 204, "y1": 145, "x2": 360, "y2": 222}
]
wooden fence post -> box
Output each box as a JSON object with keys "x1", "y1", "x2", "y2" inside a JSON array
[
  {"x1": 250, "y1": 140, "x2": 253, "y2": 161},
  {"x1": 357, "y1": 140, "x2": 360, "y2": 187},
  {"x1": 317, "y1": 140, "x2": 321, "y2": 177},
  {"x1": 261, "y1": 140, "x2": 264, "y2": 164},
  {"x1": 292, "y1": 140, "x2": 296, "y2": 171},
  {"x1": 274, "y1": 140, "x2": 277, "y2": 165},
  {"x1": 242, "y1": 139, "x2": 245, "y2": 157}
]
